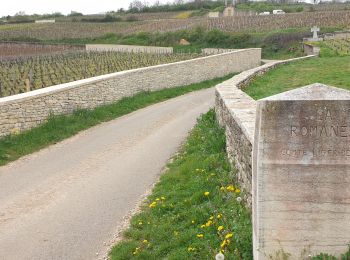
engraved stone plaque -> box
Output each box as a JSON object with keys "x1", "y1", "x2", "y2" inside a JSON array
[{"x1": 253, "y1": 84, "x2": 350, "y2": 259}]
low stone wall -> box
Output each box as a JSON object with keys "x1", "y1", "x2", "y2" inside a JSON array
[
  {"x1": 0, "y1": 48, "x2": 261, "y2": 137},
  {"x1": 303, "y1": 43, "x2": 320, "y2": 56},
  {"x1": 215, "y1": 55, "x2": 316, "y2": 207},
  {"x1": 202, "y1": 48, "x2": 237, "y2": 55},
  {"x1": 86, "y1": 44, "x2": 173, "y2": 54},
  {"x1": 324, "y1": 30, "x2": 350, "y2": 40}
]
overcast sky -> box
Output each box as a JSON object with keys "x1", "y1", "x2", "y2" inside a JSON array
[{"x1": 1, "y1": 0, "x2": 174, "y2": 17}]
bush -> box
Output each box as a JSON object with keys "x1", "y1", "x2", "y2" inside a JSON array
[{"x1": 81, "y1": 15, "x2": 122, "y2": 23}]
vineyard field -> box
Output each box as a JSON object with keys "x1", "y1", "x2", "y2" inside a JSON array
[
  {"x1": 0, "y1": 51, "x2": 202, "y2": 97},
  {"x1": 0, "y1": 11, "x2": 350, "y2": 41},
  {"x1": 321, "y1": 38, "x2": 350, "y2": 55},
  {"x1": 0, "y1": 42, "x2": 84, "y2": 59}
]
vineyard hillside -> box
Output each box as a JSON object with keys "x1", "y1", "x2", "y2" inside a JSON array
[
  {"x1": 0, "y1": 52, "x2": 202, "y2": 97},
  {"x1": 1, "y1": 11, "x2": 350, "y2": 41}
]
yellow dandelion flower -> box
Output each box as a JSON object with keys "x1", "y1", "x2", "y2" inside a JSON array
[
  {"x1": 196, "y1": 234, "x2": 204, "y2": 238},
  {"x1": 209, "y1": 216, "x2": 214, "y2": 220},
  {"x1": 220, "y1": 240, "x2": 227, "y2": 248},
  {"x1": 143, "y1": 239, "x2": 149, "y2": 244},
  {"x1": 226, "y1": 185, "x2": 235, "y2": 191},
  {"x1": 149, "y1": 202, "x2": 157, "y2": 208},
  {"x1": 218, "y1": 226, "x2": 224, "y2": 231},
  {"x1": 205, "y1": 220, "x2": 213, "y2": 227},
  {"x1": 204, "y1": 192, "x2": 210, "y2": 196},
  {"x1": 235, "y1": 189, "x2": 241, "y2": 193},
  {"x1": 225, "y1": 233, "x2": 233, "y2": 239},
  {"x1": 217, "y1": 214, "x2": 222, "y2": 219},
  {"x1": 191, "y1": 220, "x2": 195, "y2": 224},
  {"x1": 161, "y1": 196, "x2": 166, "y2": 200},
  {"x1": 155, "y1": 198, "x2": 160, "y2": 201},
  {"x1": 201, "y1": 224, "x2": 206, "y2": 228},
  {"x1": 138, "y1": 221, "x2": 143, "y2": 225},
  {"x1": 220, "y1": 186, "x2": 226, "y2": 191}
]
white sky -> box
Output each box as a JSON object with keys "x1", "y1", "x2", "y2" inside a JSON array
[{"x1": 0, "y1": 0, "x2": 174, "y2": 17}]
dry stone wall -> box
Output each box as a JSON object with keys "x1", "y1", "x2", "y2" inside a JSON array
[
  {"x1": 215, "y1": 55, "x2": 316, "y2": 207},
  {"x1": 0, "y1": 49, "x2": 261, "y2": 137},
  {"x1": 202, "y1": 48, "x2": 238, "y2": 55}
]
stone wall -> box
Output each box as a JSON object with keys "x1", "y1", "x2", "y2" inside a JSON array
[
  {"x1": 86, "y1": 44, "x2": 173, "y2": 54},
  {"x1": 324, "y1": 30, "x2": 350, "y2": 40},
  {"x1": 303, "y1": 43, "x2": 320, "y2": 56},
  {"x1": 0, "y1": 48, "x2": 261, "y2": 137},
  {"x1": 215, "y1": 55, "x2": 316, "y2": 207},
  {"x1": 202, "y1": 48, "x2": 238, "y2": 55}
]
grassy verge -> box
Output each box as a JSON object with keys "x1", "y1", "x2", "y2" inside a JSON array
[
  {"x1": 244, "y1": 56, "x2": 350, "y2": 100},
  {"x1": 109, "y1": 110, "x2": 350, "y2": 259},
  {"x1": 109, "y1": 110, "x2": 252, "y2": 260},
  {"x1": 0, "y1": 74, "x2": 233, "y2": 166}
]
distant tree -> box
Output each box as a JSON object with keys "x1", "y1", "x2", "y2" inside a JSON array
[
  {"x1": 129, "y1": 0, "x2": 145, "y2": 11},
  {"x1": 14, "y1": 11, "x2": 26, "y2": 16},
  {"x1": 69, "y1": 11, "x2": 83, "y2": 16},
  {"x1": 174, "y1": 0, "x2": 185, "y2": 4}
]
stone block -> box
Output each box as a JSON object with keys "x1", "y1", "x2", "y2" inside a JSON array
[{"x1": 253, "y1": 83, "x2": 350, "y2": 259}]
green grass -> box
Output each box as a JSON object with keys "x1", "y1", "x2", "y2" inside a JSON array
[
  {"x1": 109, "y1": 110, "x2": 252, "y2": 260},
  {"x1": 0, "y1": 74, "x2": 234, "y2": 166},
  {"x1": 244, "y1": 56, "x2": 350, "y2": 100}
]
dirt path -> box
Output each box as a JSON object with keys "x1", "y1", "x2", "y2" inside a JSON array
[{"x1": 0, "y1": 88, "x2": 214, "y2": 260}]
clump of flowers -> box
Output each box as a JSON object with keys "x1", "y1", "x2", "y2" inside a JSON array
[
  {"x1": 220, "y1": 185, "x2": 241, "y2": 194},
  {"x1": 148, "y1": 196, "x2": 166, "y2": 208}
]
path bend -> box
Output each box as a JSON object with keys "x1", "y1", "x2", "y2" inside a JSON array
[{"x1": 0, "y1": 87, "x2": 214, "y2": 260}]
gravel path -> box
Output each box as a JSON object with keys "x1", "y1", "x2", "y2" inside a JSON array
[{"x1": 0, "y1": 88, "x2": 214, "y2": 260}]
